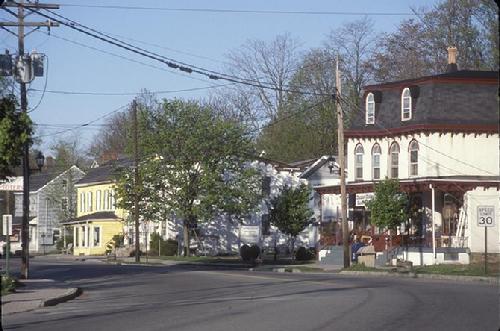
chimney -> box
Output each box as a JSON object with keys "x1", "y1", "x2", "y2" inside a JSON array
[{"x1": 446, "y1": 46, "x2": 458, "y2": 72}]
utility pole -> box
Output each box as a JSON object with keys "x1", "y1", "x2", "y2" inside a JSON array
[
  {"x1": 132, "y1": 99, "x2": 141, "y2": 263},
  {"x1": 336, "y1": 56, "x2": 350, "y2": 268},
  {"x1": 1, "y1": 0, "x2": 59, "y2": 279}
]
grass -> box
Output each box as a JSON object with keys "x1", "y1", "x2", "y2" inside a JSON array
[
  {"x1": 342, "y1": 263, "x2": 381, "y2": 272},
  {"x1": 413, "y1": 263, "x2": 499, "y2": 277}
]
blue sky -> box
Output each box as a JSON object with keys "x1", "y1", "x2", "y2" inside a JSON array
[{"x1": 0, "y1": 0, "x2": 440, "y2": 157}]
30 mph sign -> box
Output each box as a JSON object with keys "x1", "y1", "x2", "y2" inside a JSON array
[{"x1": 477, "y1": 206, "x2": 495, "y2": 227}]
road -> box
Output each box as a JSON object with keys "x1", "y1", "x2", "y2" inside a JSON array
[{"x1": 2, "y1": 256, "x2": 499, "y2": 331}]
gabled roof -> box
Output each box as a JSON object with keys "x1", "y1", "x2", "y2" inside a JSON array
[
  {"x1": 26, "y1": 165, "x2": 85, "y2": 193},
  {"x1": 300, "y1": 155, "x2": 339, "y2": 179},
  {"x1": 76, "y1": 158, "x2": 132, "y2": 186}
]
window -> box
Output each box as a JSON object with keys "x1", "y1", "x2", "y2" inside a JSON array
[
  {"x1": 390, "y1": 142, "x2": 400, "y2": 178},
  {"x1": 61, "y1": 197, "x2": 68, "y2": 211},
  {"x1": 365, "y1": 93, "x2": 375, "y2": 124},
  {"x1": 62, "y1": 179, "x2": 67, "y2": 191},
  {"x1": 104, "y1": 190, "x2": 109, "y2": 210},
  {"x1": 354, "y1": 144, "x2": 364, "y2": 180},
  {"x1": 109, "y1": 190, "x2": 115, "y2": 210},
  {"x1": 401, "y1": 88, "x2": 412, "y2": 121},
  {"x1": 96, "y1": 190, "x2": 102, "y2": 211},
  {"x1": 80, "y1": 192, "x2": 85, "y2": 213},
  {"x1": 409, "y1": 140, "x2": 419, "y2": 176},
  {"x1": 372, "y1": 144, "x2": 381, "y2": 180},
  {"x1": 87, "y1": 192, "x2": 93, "y2": 212},
  {"x1": 93, "y1": 226, "x2": 101, "y2": 247}
]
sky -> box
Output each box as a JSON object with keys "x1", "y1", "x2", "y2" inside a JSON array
[{"x1": 0, "y1": 0, "x2": 441, "y2": 158}]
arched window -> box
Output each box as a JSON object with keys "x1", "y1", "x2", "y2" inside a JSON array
[
  {"x1": 354, "y1": 144, "x2": 364, "y2": 180},
  {"x1": 365, "y1": 93, "x2": 375, "y2": 124},
  {"x1": 401, "y1": 88, "x2": 412, "y2": 121},
  {"x1": 372, "y1": 144, "x2": 381, "y2": 180},
  {"x1": 409, "y1": 140, "x2": 419, "y2": 176},
  {"x1": 390, "y1": 142, "x2": 400, "y2": 178}
]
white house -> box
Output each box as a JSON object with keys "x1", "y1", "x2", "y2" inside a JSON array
[{"x1": 316, "y1": 48, "x2": 499, "y2": 265}]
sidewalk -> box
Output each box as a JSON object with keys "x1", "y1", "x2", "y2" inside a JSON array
[{"x1": 1, "y1": 279, "x2": 81, "y2": 315}]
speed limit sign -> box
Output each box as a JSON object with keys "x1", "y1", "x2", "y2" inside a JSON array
[{"x1": 477, "y1": 206, "x2": 495, "y2": 227}]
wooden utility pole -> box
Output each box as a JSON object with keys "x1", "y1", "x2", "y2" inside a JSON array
[
  {"x1": 1, "y1": 0, "x2": 59, "y2": 279},
  {"x1": 336, "y1": 56, "x2": 350, "y2": 268},
  {"x1": 132, "y1": 99, "x2": 141, "y2": 263}
]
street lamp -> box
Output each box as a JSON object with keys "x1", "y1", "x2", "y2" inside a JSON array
[{"x1": 35, "y1": 151, "x2": 45, "y2": 171}]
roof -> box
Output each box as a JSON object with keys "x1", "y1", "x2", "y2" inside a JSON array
[
  {"x1": 62, "y1": 211, "x2": 122, "y2": 224},
  {"x1": 300, "y1": 155, "x2": 339, "y2": 179},
  {"x1": 29, "y1": 172, "x2": 60, "y2": 192},
  {"x1": 349, "y1": 70, "x2": 499, "y2": 134},
  {"x1": 77, "y1": 158, "x2": 132, "y2": 186}
]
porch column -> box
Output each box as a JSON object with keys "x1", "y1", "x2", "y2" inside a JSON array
[
  {"x1": 73, "y1": 226, "x2": 77, "y2": 248},
  {"x1": 430, "y1": 184, "x2": 436, "y2": 264},
  {"x1": 84, "y1": 222, "x2": 89, "y2": 248}
]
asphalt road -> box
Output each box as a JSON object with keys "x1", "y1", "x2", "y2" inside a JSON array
[{"x1": 2, "y1": 257, "x2": 499, "y2": 331}]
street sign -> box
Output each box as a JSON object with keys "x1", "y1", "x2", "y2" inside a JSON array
[
  {"x1": 2, "y1": 214, "x2": 12, "y2": 235},
  {"x1": 477, "y1": 206, "x2": 495, "y2": 227}
]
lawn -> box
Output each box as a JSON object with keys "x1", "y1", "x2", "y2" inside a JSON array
[{"x1": 413, "y1": 263, "x2": 499, "y2": 277}]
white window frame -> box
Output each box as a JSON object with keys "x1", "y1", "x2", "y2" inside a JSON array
[
  {"x1": 390, "y1": 142, "x2": 400, "y2": 179},
  {"x1": 409, "y1": 140, "x2": 419, "y2": 177},
  {"x1": 104, "y1": 190, "x2": 109, "y2": 210},
  {"x1": 354, "y1": 144, "x2": 364, "y2": 180},
  {"x1": 372, "y1": 144, "x2": 381, "y2": 180},
  {"x1": 401, "y1": 88, "x2": 412, "y2": 121},
  {"x1": 365, "y1": 93, "x2": 375, "y2": 124},
  {"x1": 87, "y1": 191, "x2": 93, "y2": 212},
  {"x1": 80, "y1": 192, "x2": 85, "y2": 213},
  {"x1": 109, "y1": 190, "x2": 115, "y2": 210},
  {"x1": 96, "y1": 190, "x2": 102, "y2": 211},
  {"x1": 93, "y1": 226, "x2": 101, "y2": 247}
]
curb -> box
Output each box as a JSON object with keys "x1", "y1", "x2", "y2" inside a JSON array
[
  {"x1": 339, "y1": 270, "x2": 499, "y2": 284},
  {"x1": 41, "y1": 287, "x2": 82, "y2": 307}
]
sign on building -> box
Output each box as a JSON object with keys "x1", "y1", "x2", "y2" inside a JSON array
[
  {"x1": 356, "y1": 193, "x2": 374, "y2": 207},
  {"x1": 240, "y1": 225, "x2": 260, "y2": 245},
  {"x1": 477, "y1": 206, "x2": 495, "y2": 227}
]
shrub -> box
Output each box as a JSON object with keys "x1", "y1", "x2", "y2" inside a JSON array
[
  {"x1": 249, "y1": 244, "x2": 260, "y2": 260},
  {"x1": 295, "y1": 246, "x2": 316, "y2": 261},
  {"x1": 150, "y1": 233, "x2": 178, "y2": 256},
  {"x1": 129, "y1": 249, "x2": 143, "y2": 257},
  {"x1": 240, "y1": 244, "x2": 250, "y2": 261},
  {"x1": 1, "y1": 274, "x2": 16, "y2": 295}
]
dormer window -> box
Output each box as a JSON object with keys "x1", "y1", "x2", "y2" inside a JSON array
[
  {"x1": 401, "y1": 88, "x2": 412, "y2": 121},
  {"x1": 365, "y1": 93, "x2": 375, "y2": 124}
]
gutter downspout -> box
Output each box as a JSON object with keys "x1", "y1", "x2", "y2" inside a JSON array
[{"x1": 430, "y1": 184, "x2": 436, "y2": 264}]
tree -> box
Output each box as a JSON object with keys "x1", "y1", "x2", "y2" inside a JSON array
[
  {"x1": 220, "y1": 33, "x2": 302, "y2": 126},
  {"x1": 269, "y1": 183, "x2": 313, "y2": 258},
  {"x1": 369, "y1": 0, "x2": 498, "y2": 82},
  {"x1": 366, "y1": 179, "x2": 408, "y2": 237},
  {"x1": 0, "y1": 96, "x2": 32, "y2": 178},
  {"x1": 50, "y1": 134, "x2": 89, "y2": 170},
  {"x1": 115, "y1": 99, "x2": 262, "y2": 256}
]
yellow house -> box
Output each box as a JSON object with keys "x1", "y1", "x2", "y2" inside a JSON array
[{"x1": 62, "y1": 159, "x2": 130, "y2": 256}]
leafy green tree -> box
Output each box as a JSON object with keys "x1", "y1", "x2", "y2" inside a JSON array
[
  {"x1": 115, "y1": 99, "x2": 261, "y2": 256},
  {"x1": 0, "y1": 97, "x2": 32, "y2": 178},
  {"x1": 366, "y1": 179, "x2": 409, "y2": 238},
  {"x1": 269, "y1": 183, "x2": 313, "y2": 258}
]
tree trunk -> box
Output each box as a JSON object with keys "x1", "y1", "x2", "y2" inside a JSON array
[
  {"x1": 183, "y1": 222, "x2": 190, "y2": 257},
  {"x1": 291, "y1": 236, "x2": 295, "y2": 261}
]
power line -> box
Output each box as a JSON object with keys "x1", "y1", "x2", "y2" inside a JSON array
[
  {"x1": 29, "y1": 84, "x2": 235, "y2": 96},
  {"x1": 34, "y1": 103, "x2": 130, "y2": 139},
  {"x1": 57, "y1": 4, "x2": 414, "y2": 16},
  {"x1": 32, "y1": 8, "x2": 329, "y2": 97}
]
